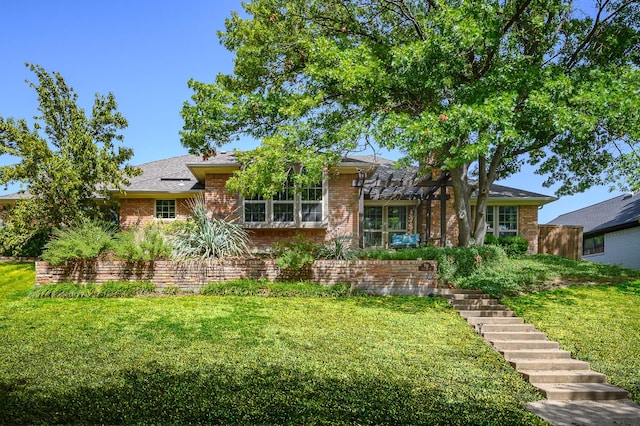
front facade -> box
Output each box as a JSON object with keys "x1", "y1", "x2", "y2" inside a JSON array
[
  {"x1": 548, "y1": 192, "x2": 640, "y2": 270},
  {"x1": 114, "y1": 152, "x2": 555, "y2": 253}
]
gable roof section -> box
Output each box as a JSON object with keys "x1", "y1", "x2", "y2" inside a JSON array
[
  {"x1": 114, "y1": 154, "x2": 205, "y2": 196},
  {"x1": 548, "y1": 192, "x2": 640, "y2": 235},
  {"x1": 0, "y1": 151, "x2": 553, "y2": 204}
]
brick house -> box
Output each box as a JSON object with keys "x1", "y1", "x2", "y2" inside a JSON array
[{"x1": 114, "y1": 152, "x2": 555, "y2": 253}]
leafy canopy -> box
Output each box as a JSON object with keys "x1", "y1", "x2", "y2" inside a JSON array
[
  {"x1": 0, "y1": 64, "x2": 139, "y2": 252},
  {"x1": 181, "y1": 0, "x2": 640, "y2": 245}
]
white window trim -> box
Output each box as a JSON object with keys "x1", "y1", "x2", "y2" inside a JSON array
[
  {"x1": 486, "y1": 205, "x2": 519, "y2": 237},
  {"x1": 155, "y1": 199, "x2": 177, "y2": 220},
  {"x1": 242, "y1": 174, "x2": 328, "y2": 228}
]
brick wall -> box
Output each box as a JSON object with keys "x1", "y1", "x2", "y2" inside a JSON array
[
  {"x1": 327, "y1": 172, "x2": 360, "y2": 245},
  {"x1": 35, "y1": 259, "x2": 439, "y2": 296},
  {"x1": 119, "y1": 198, "x2": 192, "y2": 228},
  {"x1": 417, "y1": 191, "x2": 458, "y2": 247},
  {"x1": 518, "y1": 205, "x2": 539, "y2": 254},
  {"x1": 205, "y1": 173, "x2": 240, "y2": 219}
]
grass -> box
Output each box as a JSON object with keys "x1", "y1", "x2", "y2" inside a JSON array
[
  {"x1": 503, "y1": 280, "x2": 640, "y2": 404},
  {"x1": 456, "y1": 254, "x2": 640, "y2": 297},
  {"x1": 0, "y1": 262, "x2": 544, "y2": 425}
]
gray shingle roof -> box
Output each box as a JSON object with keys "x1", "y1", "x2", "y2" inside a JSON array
[{"x1": 548, "y1": 192, "x2": 640, "y2": 234}]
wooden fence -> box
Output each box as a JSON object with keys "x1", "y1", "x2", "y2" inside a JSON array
[{"x1": 538, "y1": 225, "x2": 583, "y2": 260}]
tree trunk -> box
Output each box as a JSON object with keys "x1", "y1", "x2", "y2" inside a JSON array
[{"x1": 448, "y1": 164, "x2": 474, "y2": 247}]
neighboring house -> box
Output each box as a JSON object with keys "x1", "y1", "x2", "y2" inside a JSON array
[
  {"x1": 108, "y1": 152, "x2": 555, "y2": 252},
  {"x1": 548, "y1": 192, "x2": 640, "y2": 270}
]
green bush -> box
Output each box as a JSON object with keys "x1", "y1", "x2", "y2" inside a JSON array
[
  {"x1": 170, "y1": 196, "x2": 250, "y2": 260},
  {"x1": 42, "y1": 220, "x2": 117, "y2": 265},
  {"x1": 485, "y1": 234, "x2": 529, "y2": 256},
  {"x1": 29, "y1": 281, "x2": 155, "y2": 298},
  {"x1": 317, "y1": 236, "x2": 357, "y2": 260},
  {"x1": 0, "y1": 227, "x2": 50, "y2": 258},
  {"x1": 271, "y1": 235, "x2": 321, "y2": 280},
  {"x1": 113, "y1": 224, "x2": 172, "y2": 262},
  {"x1": 201, "y1": 279, "x2": 357, "y2": 297}
]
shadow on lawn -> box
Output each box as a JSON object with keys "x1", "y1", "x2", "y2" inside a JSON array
[{"x1": 0, "y1": 362, "x2": 542, "y2": 425}]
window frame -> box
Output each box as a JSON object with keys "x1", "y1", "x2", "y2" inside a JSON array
[
  {"x1": 485, "y1": 205, "x2": 518, "y2": 238},
  {"x1": 241, "y1": 173, "x2": 327, "y2": 228},
  {"x1": 583, "y1": 233, "x2": 605, "y2": 256},
  {"x1": 363, "y1": 204, "x2": 411, "y2": 248},
  {"x1": 155, "y1": 199, "x2": 177, "y2": 220}
]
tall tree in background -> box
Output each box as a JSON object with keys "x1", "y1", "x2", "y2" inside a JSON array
[
  {"x1": 182, "y1": 0, "x2": 640, "y2": 246},
  {"x1": 0, "y1": 64, "x2": 139, "y2": 253}
]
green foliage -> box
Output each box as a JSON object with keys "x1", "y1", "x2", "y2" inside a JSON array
[
  {"x1": 201, "y1": 279, "x2": 357, "y2": 297},
  {"x1": 0, "y1": 264, "x2": 545, "y2": 424},
  {"x1": 42, "y1": 220, "x2": 117, "y2": 265},
  {"x1": 456, "y1": 254, "x2": 640, "y2": 297},
  {"x1": 29, "y1": 280, "x2": 155, "y2": 298},
  {"x1": 0, "y1": 64, "x2": 139, "y2": 254},
  {"x1": 317, "y1": 235, "x2": 357, "y2": 260},
  {"x1": 0, "y1": 226, "x2": 50, "y2": 258},
  {"x1": 170, "y1": 196, "x2": 250, "y2": 260},
  {"x1": 504, "y1": 281, "x2": 640, "y2": 402},
  {"x1": 484, "y1": 235, "x2": 529, "y2": 257},
  {"x1": 271, "y1": 235, "x2": 320, "y2": 280},
  {"x1": 181, "y1": 0, "x2": 640, "y2": 247},
  {"x1": 357, "y1": 245, "x2": 506, "y2": 284},
  {"x1": 113, "y1": 224, "x2": 172, "y2": 262}
]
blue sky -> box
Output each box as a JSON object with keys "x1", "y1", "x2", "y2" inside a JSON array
[{"x1": 0, "y1": 0, "x2": 626, "y2": 223}]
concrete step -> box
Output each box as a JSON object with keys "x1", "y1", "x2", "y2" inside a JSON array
[
  {"x1": 458, "y1": 310, "x2": 514, "y2": 318},
  {"x1": 451, "y1": 299, "x2": 500, "y2": 307},
  {"x1": 452, "y1": 303, "x2": 507, "y2": 311},
  {"x1": 491, "y1": 340, "x2": 560, "y2": 351},
  {"x1": 509, "y1": 359, "x2": 591, "y2": 371},
  {"x1": 501, "y1": 349, "x2": 571, "y2": 360},
  {"x1": 479, "y1": 324, "x2": 536, "y2": 333},
  {"x1": 483, "y1": 331, "x2": 548, "y2": 341},
  {"x1": 434, "y1": 288, "x2": 485, "y2": 296},
  {"x1": 467, "y1": 317, "x2": 524, "y2": 326},
  {"x1": 521, "y1": 370, "x2": 608, "y2": 384},
  {"x1": 535, "y1": 383, "x2": 630, "y2": 401}
]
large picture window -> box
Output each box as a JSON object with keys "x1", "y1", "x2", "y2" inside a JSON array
[
  {"x1": 583, "y1": 234, "x2": 604, "y2": 255},
  {"x1": 155, "y1": 200, "x2": 176, "y2": 219},
  {"x1": 485, "y1": 206, "x2": 518, "y2": 237},
  {"x1": 364, "y1": 205, "x2": 409, "y2": 247},
  {"x1": 243, "y1": 174, "x2": 324, "y2": 226}
]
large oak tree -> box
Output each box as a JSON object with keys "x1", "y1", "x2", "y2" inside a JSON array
[
  {"x1": 181, "y1": 0, "x2": 640, "y2": 246},
  {"x1": 0, "y1": 64, "x2": 139, "y2": 252}
]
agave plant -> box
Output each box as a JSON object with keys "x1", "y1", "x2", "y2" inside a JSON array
[{"x1": 170, "y1": 195, "x2": 250, "y2": 260}]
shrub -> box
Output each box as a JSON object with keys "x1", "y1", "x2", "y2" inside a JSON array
[
  {"x1": 170, "y1": 196, "x2": 250, "y2": 260},
  {"x1": 317, "y1": 236, "x2": 357, "y2": 260},
  {"x1": 29, "y1": 281, "x2": 155, "y2": 298},
  {"x1": 0, "y1": 227, "x2": 50, "y2": 258},
  {"x1": 42, "y1": 220, "x2": 117, "y2": 265},
  {"x1": 200, "y1": 279, "x2": 358, "y2": 297},
  {"x1": 485, "y1": 234, "x2": 529, "y2": 256},
  {"x1": 113, "y1": 224, "x2": 172, "y2": 262},
  {"x1": 271, "y1": 235, "x2": 321, "y2": 280}
]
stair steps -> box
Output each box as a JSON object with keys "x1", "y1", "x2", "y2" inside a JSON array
[{"x1": 442, "y1": 288, "x2": 631, "y2": 402}]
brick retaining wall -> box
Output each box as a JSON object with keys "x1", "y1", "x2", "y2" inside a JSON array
[{"x1": 35, "y1": 259, "x2": 440, "y2": 296}]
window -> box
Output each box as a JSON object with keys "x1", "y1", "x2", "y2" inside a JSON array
[
  {"x1": 364, "y1": 205, "x2": 409, "y2": 247},
  {"x1": 485, "y1": 206, "x2": 518, "y2": 237},
  {"x1": 244, "y1": 195, "x2": 266, "y2": 223},
  {"x1": 155, "y1": 200, "x2": 176, "y2": 219},
  {"x1": 364, "y1": 206, "x2": 383, "y2": 247},
  {"x1": 242, "y1": 174, "x2": 324, "y2": 226},
  {"x1": 583, "y1": 234, "x2": 604, "y2": 255}
]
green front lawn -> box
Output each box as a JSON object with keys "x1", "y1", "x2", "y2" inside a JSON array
[
  {"x1": 503, "y1": 281, "x2": 640, "y2": 404},
  {"x1": 0, "y1": 263, "x2": 544, "y2": 425}
]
